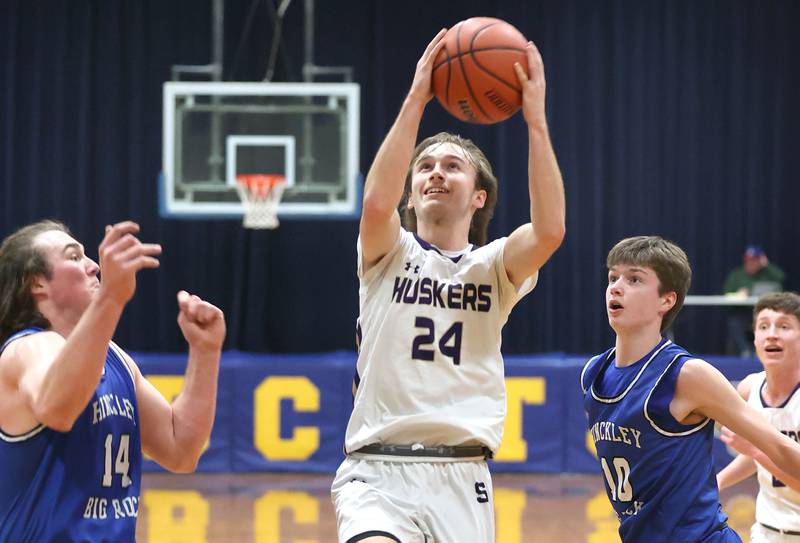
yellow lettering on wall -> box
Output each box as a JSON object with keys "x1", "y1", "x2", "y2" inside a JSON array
[
  {"x1": 587, "y1": 490, "x2": 621, "y2": 543},
  {"x1": 495, "y1": 378, "x2": 546, "y2": 461},
  {"x1": 254, "y1": 491, "x2": 318, "y2": 543},
  {"x1": 254, "y1": 377, "x2": 320, "y2": 461},
  {"x1": 494, "y1": 488, "x2": 526, "y2": 543},
  {"x1": 142, "y1": 490, "x2": 209, "y2": 543},
  {"x1": 587, "y1": 430, "x2": 597, "y2": 457},
  {"x1": 144, "y1": 376, "x2": 209, "y2": 460}
]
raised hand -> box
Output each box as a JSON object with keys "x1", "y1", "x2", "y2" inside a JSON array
[
  {"x1": 407, "y1": 28, "x2": 448, "y2": 105},
  {"x1": 176, "y1": 291, "x2": 226, "y2": 353},
  {"x1": 97, "y1": 221, "x2": 161, "y2": 306},
  {"x1": 513, "y1": 41, "x2": 547, "y2": 128}
]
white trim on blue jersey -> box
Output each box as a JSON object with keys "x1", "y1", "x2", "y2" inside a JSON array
[
  {"x1": 643, "y1": 355, "x2": 711, "y2": 437},
  {"x1": 0, "y1": 425, "x2": 46, "y2": 443},
  {"x1": 589, "y1": 340, "x2": 672, "y2": 403}
]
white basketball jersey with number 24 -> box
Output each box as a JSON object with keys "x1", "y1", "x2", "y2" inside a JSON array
[{"x1": 345, "y1": 228, "x2": 536, "y2": 454}]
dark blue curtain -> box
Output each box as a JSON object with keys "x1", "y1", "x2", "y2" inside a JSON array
[{"x1": 2, "y1": 0, "x2": 798, "y2": 355}]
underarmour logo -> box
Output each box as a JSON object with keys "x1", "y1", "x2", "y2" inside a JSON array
[{"x1": 404, "y1": 262, "x2": 420, "y2": 274}]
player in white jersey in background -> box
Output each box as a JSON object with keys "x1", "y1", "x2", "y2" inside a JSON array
[
  {"x1": 718, "y1": 292, "x2": 800, "y2": 542},
  {"x1": 331, "y1": 29, "x2": 565, "y2": 543}
]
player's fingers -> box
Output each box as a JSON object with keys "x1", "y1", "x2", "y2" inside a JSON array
[
  {"x1": 195, "y1": 303, "x2": 219, "y2": 324},
  {"x1": 132, "y1": 256, "x2": 160, "y2": 270},
  {"x1": 177, "y1": 290, "x2": 191, "y2": 310},
  {"x1": 100, "y1": 222, "x2": 140, "y2": 249},
  {"x1": 116, "y1": 242, "x2": 162, "y2": 265},
  {"x1": 105, "y1": 233, "x2": 139, "y2": 255},
  {"x1": 422, "y1": 28, "x2": 448, "y2": 60},
  {"x1": 427, "y1": 31, "x2": 448, "y2": 61},
  {"x1": 527, "y1": 42, "x2": 545, "y2": 78},
  {"x1": 513, "y1": 61, "x2": 528, "y2": 84}
]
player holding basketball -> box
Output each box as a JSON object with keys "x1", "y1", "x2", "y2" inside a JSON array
[
  {"x1": 716, "y1": 292, "x2": 800, "y2": 542},
  {"x1": 0, "y1": 220, "x2": 225, "y2": 541},
  {"x1": 331, "y1": 28, "x2": 565, "y2": 543},
  {"x1": 581, "y1": 236, "x2": 800, "y2": 542}
]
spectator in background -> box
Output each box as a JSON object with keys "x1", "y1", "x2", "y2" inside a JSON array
[{"x1": 724, "y1": 245, "x2": 785, "y2": 356}]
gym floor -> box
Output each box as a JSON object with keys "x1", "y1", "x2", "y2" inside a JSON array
[{"x1": 135, "y1": 472, "x2": 758, "y2": 542}]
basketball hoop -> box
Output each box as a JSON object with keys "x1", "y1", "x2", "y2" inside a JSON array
[{"x1": 235, "y1": 174, "x2": 287, "y2": 229}]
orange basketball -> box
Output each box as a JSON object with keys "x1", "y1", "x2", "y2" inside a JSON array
[{"x1": 432, "y1": 17, "x2": 529, "y2": 124}]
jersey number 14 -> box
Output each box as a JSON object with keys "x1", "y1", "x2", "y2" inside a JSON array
[{"x1": 103, "y1": 433, "x2": 133, "y2": 488}]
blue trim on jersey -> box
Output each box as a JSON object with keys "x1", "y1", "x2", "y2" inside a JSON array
[
  {"x1": 759, "y1": 379, "x2": 800, "y2": 409},
  {"x1": 412, "y1": 233, "x2": 470, "y2": 263}
]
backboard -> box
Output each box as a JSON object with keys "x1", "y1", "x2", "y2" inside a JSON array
[{"x1": 161, "y1": 82, "x2": 360, "y2": 219}]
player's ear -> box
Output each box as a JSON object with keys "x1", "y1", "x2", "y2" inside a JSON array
[
  {"x1": 473, "y1": 189, "x2": 487, "y2": 209},
  {"x1": 660, "y1": 291, "x2": 677, "y2": 315},
  {"x1": 406, "y1": 192, "x2": 415, "y2": 209},
  {"x1": 30, "y1": 274, "x2": 47, "y2": 298}
]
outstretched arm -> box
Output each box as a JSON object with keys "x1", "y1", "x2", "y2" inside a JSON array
[
  {"x1": 504, "y1": 42, "x2": 565, "y2": 288},
  {"x1": 360, "y1": 29, "x2": 447, "y2": 272},
  {"x1": 135, "y1": 291, "x2": 225, "y2": 473},
  {"x1": 673, "y1": 360, "x2": 800, "y2": 486},
  {"x1": 719, "y1": 425, "x2": 800, "y2": 493},
  {"x1": 716, "y1": 453, "x2": 757, "y2": 491},
  {"x1": 1, "y1": 222, "x2": 160, "y2": 433}
]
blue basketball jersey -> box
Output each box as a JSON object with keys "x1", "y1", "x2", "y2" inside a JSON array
[
  {"x1": 581, "y1": 338, "x2": 741, "y2": 543},
  {"x1": 0, "y1": 328, "x2": 142, "y2": 542}
]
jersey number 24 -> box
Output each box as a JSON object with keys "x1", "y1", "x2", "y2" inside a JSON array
[{"x1": 412, "y1": 317, "x2": 463, "y2": 365}]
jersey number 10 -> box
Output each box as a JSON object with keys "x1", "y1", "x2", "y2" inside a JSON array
[{"x1": 600, "y1": 456, "x2": 633, "y2": 502}]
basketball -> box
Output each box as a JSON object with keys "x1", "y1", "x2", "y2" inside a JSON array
[{"x1": 432, "y1": 17, "x2": 529, "y2": 124}]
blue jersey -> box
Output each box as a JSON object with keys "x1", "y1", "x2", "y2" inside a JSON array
[
  {"x1": 0, "y1": 328, "x2": 141, "y2": 542},
  {"x1": 581, "y1": 339, "x2": 741, "y2": 543}
]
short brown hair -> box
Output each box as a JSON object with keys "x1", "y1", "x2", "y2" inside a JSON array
[
  {"x1": 400, "y1": 132, "x2": 498, "y2": 246},
  {"x1": 0, "y1": 220, "x2": 70, "y2": 344},
  {"x1": 753, "y1": 292, "x2": 800, "y2": 327},
  {"x1": 607, "y1": 236, "x2": 692, "y2": 332}
]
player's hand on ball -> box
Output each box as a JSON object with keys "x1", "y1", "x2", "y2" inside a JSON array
[
  {"x1": 177, "y1": 290, "x2": 226, "y2": 352},
  {"x1": 514, "y1": 41, "x2": 547, "y2": 128},
  {"x1": 98, "y1": 221, "x2": 162, "y2": 307},
  {"x1": 408, "y1": 28, "x2": 448, "y2": 105}
]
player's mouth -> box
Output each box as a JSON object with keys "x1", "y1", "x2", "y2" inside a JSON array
[
  {"x1": 424, "y1": 187, "x2": 449, "y2": 197},
  {"x1": 608, "y1": 300, "x2": 624, "y2": 315},
  {"x1": 764, "y1": 344, "x2": 783, "y2": 353}
]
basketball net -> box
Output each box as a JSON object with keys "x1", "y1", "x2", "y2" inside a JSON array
[{"x1": 235, "y1": 174, "x2": 287, "y2": 229}]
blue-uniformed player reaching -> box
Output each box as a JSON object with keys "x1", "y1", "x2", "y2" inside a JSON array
[
  {"x1": 582, "y1": 236, "x2": 800, "y2": 543},
  {"x1": 0, "y1": 220, "x2": 226, "y2": 542}
]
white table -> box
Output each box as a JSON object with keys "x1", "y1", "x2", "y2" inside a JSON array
[{"x1": 683, "y1": 295, "x2": 758, "y2": 306}]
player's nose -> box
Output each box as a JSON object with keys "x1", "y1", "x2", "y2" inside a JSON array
[{"x1": 86, "y1": 257, "x2": 100, "y2": 276}]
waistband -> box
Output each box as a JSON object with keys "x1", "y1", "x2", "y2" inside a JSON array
[
  {"x1": 353, "y1": 443, "x2": 493, "y2": 459},
  {"x1": 760, "y1": 522, "x2": 800, "y2": 537}
]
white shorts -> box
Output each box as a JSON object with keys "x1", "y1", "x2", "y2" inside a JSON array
[
  {"x1": 750, "y1": 522, "x2": 800, "y2": 543},
  {"x1": 331, "y1": 454, "x2": 495, "y2": 543}
]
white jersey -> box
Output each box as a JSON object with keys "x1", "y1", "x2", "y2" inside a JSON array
[
  {"x1": 748, "y1": 371, "x2": 800, "y2": 530},
  {"x1": 345, "y1": 228, "x2": 536, "y2": 454}
]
